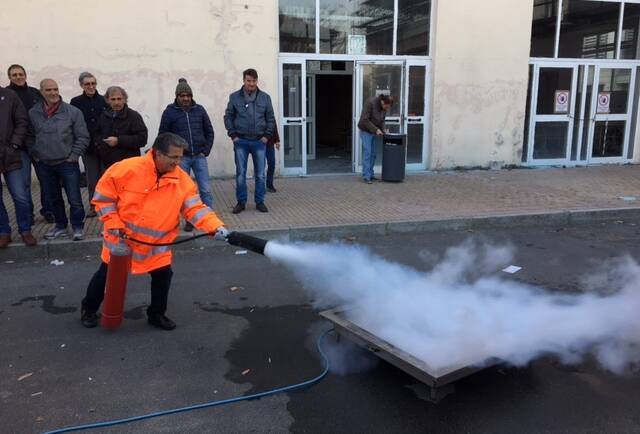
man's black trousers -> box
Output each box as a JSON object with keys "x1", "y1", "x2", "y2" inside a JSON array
[{"x1": 81, "y1": 262, "x2": 173, "y2": 317}]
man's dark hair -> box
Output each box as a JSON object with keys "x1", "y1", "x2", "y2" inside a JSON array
[
  {"x1": 243, "y1": 68, "x2": 258, "y2": 80},
  {"x1": 7, "y1": 64, "x2": 26, "y2": 77},
  {"x1": 153, "y1": 133, "x2": 188, "y2": 153},
  {"x1": 379, "y1": 94, "x2": 394, "y2": 105}
]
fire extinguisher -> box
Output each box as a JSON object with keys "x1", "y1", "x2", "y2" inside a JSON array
[{"x1": 101, "y1": 242, "x2": 132, "y2": 329}]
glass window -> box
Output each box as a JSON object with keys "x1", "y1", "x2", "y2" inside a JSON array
[
  {"x1": 597, "y1": 68, "x2": 631, "y2": 114},
  {"x1": 536, "y1": 67, "x2": 573, "y2": 115},
  {"x1": 407, "y1": 66, "x2": 426, "y2": 116},
  {"x1": 319, "y1": 0, "x2": 394, "y2": 54},
  {"x1": 283, "y1": 64, "x2": 302, "y2": 117},
  {"x1": 558, "y1": 0, "x2": 619, "y2": 59},
  {"x1": 397, "y1": 0, "x2": 430, "y2": 55},
  {"x1": 531, "y1": 0, "x2": 558, "y2": 57},
  {"x1": 621, "y1": 3, "x2": 640, "y2": 59},
  {"x1": 533, "y1": 122, "x2": 569, "y2": 159},
  {"x1": 592, "y1": 120, "x2": 625, "y2": 157},
  {"x1": 279, "y1": 0, "x2": 316, "y2": 53}
]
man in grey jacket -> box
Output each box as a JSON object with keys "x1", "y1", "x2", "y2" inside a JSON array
[
  {"x1": 224, "y1": 68, "x2": 275, "y2": 214},
  {"x1": 28, "y1": 79, "x2": 90, "y2": 241}
]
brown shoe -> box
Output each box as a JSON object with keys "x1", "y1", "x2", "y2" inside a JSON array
[
  {"x1": 21, "y1": 231, "x2": 37, "y2": 246},
  {"x1": 0, "y1": 234, "x2": 11, "y2": 248}
]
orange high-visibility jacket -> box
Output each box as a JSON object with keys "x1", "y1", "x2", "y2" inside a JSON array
[{"x1": 92, "y1": 151, "x2": 225, "y2": 274}]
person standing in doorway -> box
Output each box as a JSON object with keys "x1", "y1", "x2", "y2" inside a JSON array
[
  {"x1": 357, "y1": 94, "x2": 394, "y2": 184},
  {"x1": 7, "y1": 64, "x2": 53, "y2": 222},
  {"x1": 159, "y1": 78, "x2": 215, "y2": 232},
  {"x1": 265, "y1": 121, "x2": 280, "y2": 193},
  {"x1": 224, "y1": 68, "x2": 275, "y2": 214},
  {"x1": 71, "y1": 72, "x2": 108, "y2": 217},
  {"x1": 94, "y1": 86, "x2": 147, "y2": 170},
  {"x1": 28, "y1": 79, "x2": 90, "y2": 241}
]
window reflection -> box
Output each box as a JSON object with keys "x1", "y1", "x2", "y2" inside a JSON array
[
  {"x1": 558, "y1": 0, "x2": 619, "y2": 59},
  {"x1": 319, "y1": 0, "x2": 394, "y2": 54},
  {"x1": 280, "y1": 0, "x2": 316, "y2": 53},
  {"x1": 397, "y1": 0, "x2": 430, "y2": 55},
  {"x1": 621, "y1": 3, "x2": 640, "y2": 60},
  {"x1": 531, "y1": 0, "x2": 558, "y2": 57}
]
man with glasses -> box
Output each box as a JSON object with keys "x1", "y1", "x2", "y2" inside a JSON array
[
  {"x1": 81, "y1": 133, "x2": 227, "y2": 330},
  {"x1": 7, "y1": 64, "x2": 53, "y2": 223},
  {"x1": 71, "y1": 72, "x2": 108, "y2": 217}
]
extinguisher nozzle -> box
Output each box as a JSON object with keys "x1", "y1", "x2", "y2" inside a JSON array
[{"x1": 226, "y1": 231, "x2": 268, "y2": 255}]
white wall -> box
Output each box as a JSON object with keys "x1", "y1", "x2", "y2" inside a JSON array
[
  {"x1": 0, "y1": 0, "x2": 279, "y2": 177},
  {"x1": 429, "y1": 0, "x2": 534, "y2": 169}
]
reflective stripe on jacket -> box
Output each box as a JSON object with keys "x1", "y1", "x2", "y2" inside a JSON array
[{"x1": 92, "y1": 151, "x2": 224, "y2": 274}]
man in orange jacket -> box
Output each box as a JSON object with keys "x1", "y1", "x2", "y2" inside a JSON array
[{"x1": 80, "y1": 132, "x2": 227, "y2": 330}]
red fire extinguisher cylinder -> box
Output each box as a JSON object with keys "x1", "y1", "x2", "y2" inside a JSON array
[{"x1": 101, "y1": 243, "x2": 131, "y2": 329}]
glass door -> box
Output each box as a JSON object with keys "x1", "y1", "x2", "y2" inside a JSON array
[
  {"x1": 278, "y1": 57, "x2": 307, "y2": 176},
  {"x1": 354, "y1": 61, "x2": 404, "y2": 173},
  {"x1": 405, "y1": 59, "x2": 429, "y2": 170},
  {"x1": 586, "y1": 65, "x2": 636, "y2": 163},
  {"x1": 527, "y1": 63, "x2": 578, "y2": 165},
  {"x1": 306, "y1": 74, "x2": 316, "y2": 160}
]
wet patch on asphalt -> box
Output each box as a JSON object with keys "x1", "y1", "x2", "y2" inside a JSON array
[{"x1": 11, "y1": 295, "x2": 77, "y2": 314}]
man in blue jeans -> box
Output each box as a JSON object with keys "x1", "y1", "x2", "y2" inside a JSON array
[
  {"x1": 159, "y1": 78, "x2": 215, "y2": 231},
  {"x1": 224, "y1": 68, "x2": 275, "y2": 214},
  {"x1": 0, "y1": 85, "x2": 37, "y2": 247},
  {"x1": 28, "y1": 79, "x2": 89, "y2": 241}
]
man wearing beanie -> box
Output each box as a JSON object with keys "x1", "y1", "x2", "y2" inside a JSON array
[{"x1": 159, "y1": 78, "x2": 215, "y2": 232}]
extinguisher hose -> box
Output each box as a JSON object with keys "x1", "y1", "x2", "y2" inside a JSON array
[
  {"x1": 121, "y1": 232, "x2": 214, "y2": 246},
  {"x1": 42, "y1": 329, "x2": 332, "y2": 433}
]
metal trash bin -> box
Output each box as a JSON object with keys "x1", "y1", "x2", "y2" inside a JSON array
[{"x1": 381, "y1": 133, "x2": 406, "y2": 182}]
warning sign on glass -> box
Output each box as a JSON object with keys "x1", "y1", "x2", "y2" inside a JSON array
[
  {"x1": 597, "y1": 92, "x2": 611, "y2": 114},
  {"x1": 554, "y1": 90, "x2": 570, "y2": 114}
]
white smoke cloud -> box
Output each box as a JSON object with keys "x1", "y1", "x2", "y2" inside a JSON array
[{"x1": 264, "y1": 240, "x2": 640, "y2": 373}]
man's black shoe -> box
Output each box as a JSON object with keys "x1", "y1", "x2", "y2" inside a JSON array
[
  {"x1": 148, "y1": 314, "x2": 176, "y2": 330},
  {"x1": 232, "y1": 202, "x2": 246, "y2": 214},
  {"x1": 81, "y1": 309, "x2": 99, "y2": 328},
  {"x1": 267, "y1": 186, "x2": 277, "y2": 193},
  {"x1": 256, "y1": 203, "x2": 268, "y2": 213}
]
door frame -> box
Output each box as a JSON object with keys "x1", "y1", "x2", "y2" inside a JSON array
[
  {"x1": 526, "y1": 61, "x2": 579, "y2": 165},
  {"x1": 354, "y1": 60, "x2": 405, "y2": 173},
  {"x1": 585, "y1": 63, "x2": 636, "y2": 164},
  {"x1": 278, "y1": 56, "x2": 308, "y2": 176}
]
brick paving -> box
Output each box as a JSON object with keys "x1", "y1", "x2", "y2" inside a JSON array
[{"x1": 2, "y1": 165, "x2": 640, "y2": 245}]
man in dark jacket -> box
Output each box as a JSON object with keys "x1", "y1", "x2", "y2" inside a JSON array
[
  {"x1": 0, "y1": 86, "x2": 36, "y2": 247},
  {"x1": 7, "y1": 64, "x2": 53, "y2": 222},
  {"x1": 70, "y1": 72, "x2": 108, "y2": 217},
  {"x1": 357, "y1": 94, "x2": 393, "y2": 184},
  {"x1": 28, "y1": 79, "x2": 90, "y2": 241},
  {"x1": 224, "y1": 68, "x2": 275, "y2": 214},
  {"x1": 94, "y1": 86, "x2": 147, "y2": 170},
  {"x1": 159, "y1": 78, "x2": 214, "y2": 231}
]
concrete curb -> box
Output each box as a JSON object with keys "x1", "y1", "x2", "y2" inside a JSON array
[{"x1": 2, "y1": 206, "x2": 640, "y2": 262}]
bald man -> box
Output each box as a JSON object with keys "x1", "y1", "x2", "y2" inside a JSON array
[{"x1": 28, "y1": 79, "x2": 90, "y2": 241}]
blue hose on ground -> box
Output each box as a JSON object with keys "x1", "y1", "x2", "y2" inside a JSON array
[{"x1": 43, "y1": 329, "x2": 333, "y2": 433}]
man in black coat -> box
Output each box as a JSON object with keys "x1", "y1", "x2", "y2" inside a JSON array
[
  {"x1": 6, "y1": 64, "x2": 53, "y2": 223},
  {"x1": 71, "y1": 72, "x2": 108, "y2": 217},
  {"x1": 0, "y1": 86, "x2": 36, "y2": 247},
  {"x1": 94, "y1": 86, "x2": 147, "y2": 170}
]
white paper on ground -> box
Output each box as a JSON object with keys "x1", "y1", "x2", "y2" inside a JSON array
[{"x1": 502, "y1": 265, "x2": 522, "y2": 274}]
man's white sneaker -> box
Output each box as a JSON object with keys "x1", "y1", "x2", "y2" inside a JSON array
[{"x1": 45, "y1": 227, "x2": 68, "y2": 240}]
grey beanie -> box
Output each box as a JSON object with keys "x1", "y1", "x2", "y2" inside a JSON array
[{"x1": 175, "y1": 78, "x2": 193, "y2": 96}]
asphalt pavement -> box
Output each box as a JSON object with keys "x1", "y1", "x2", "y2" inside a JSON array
[{"x1": 2, "y1": 220, "x2": 640, "y2": 433}]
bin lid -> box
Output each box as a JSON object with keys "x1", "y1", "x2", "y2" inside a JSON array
[{"x1": 383, "y1": 133, "x2": 404, "y2": 138}]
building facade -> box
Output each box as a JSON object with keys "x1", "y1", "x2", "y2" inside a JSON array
[{"x1": 2, "y1": 0, "x2": 638, "y2": 177}]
